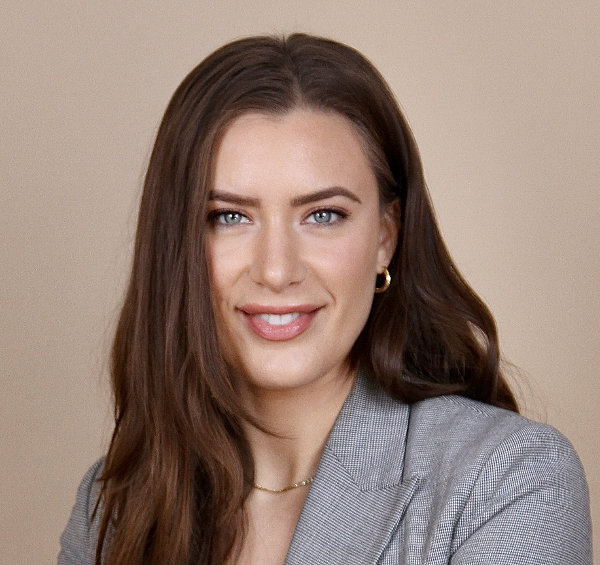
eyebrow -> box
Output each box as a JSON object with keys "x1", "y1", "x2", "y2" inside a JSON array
[
  {"x1": 291, "y1": 187, "x2": 362, "y2": 206},
  {"x1": 209, "y1": 187, "x2": 362, "y2": 207},
  {"x1": 208, "y1": 191, "x2": 259, "y2": 207}
]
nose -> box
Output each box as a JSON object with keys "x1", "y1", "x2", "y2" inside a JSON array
[{"x1": 249, "y1": 219, "x2": 305, "y2": 292}]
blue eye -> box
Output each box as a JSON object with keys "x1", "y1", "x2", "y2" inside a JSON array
[
  {"x1": 222, "y1": 212, "x2": 242, "y2": 224},
  {"x1": 307, "y1": 209, "x2": 347, "y2": 224},
  {"x1": 211, "y1": 211, "x2": 249, "y2": 225},
  {"x1": 313, "y1": 210, "x2": 333, "y2": 223}
]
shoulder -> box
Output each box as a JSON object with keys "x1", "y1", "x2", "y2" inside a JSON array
[
  {"x1": 336, "y1": 373, "x2": 586, "y2": 491},
  {"x1": 407, "y1": 394, "x2": 583, "y2": 473},
  {"x1": 405, "y1": 394, "x2": 589, "y2": 496},
  {"x1": 58, "y1": 458, "x2": 104, "y2": 565},
  {"x1": 402, "y1": 396, "x2": 592, "y2": 563},
  {"x1": 323, "y1": 376, "x2": 592, "y2": 562}
]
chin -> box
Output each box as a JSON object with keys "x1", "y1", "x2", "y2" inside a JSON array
[{"x1": 237, "y1": 355, "x2": 353, "y2": 394}]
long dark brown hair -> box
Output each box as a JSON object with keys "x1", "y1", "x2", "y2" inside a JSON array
[{"x1": 96, "y1": 33, "x2": 517, "y2": 565}]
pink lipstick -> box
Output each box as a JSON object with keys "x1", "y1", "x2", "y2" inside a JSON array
[{"x1": 239, "y1": 304, "x2": 320, "y2": 341}]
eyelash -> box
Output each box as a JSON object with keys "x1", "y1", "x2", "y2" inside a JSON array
[
  {"x1": 208, "y1": 209, "x2": 250, "y2": 226},
  {"x1": 208, "y1": 207, "x2": 349, "y2": 226},
  {"x1": 305, "y1": 207, "x2": 348, "y2": 225}
]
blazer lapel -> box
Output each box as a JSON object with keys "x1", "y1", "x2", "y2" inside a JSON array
[{"x1": 285, "y1": 373, "x2": 421, "y2": 565}]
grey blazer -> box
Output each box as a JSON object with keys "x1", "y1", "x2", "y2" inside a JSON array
[{"x1": 59, "y1": 373, "x2": 592, "y2": 564}]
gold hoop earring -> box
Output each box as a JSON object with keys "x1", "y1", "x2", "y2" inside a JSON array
[{"x1": 374, "y1": 266, "x2": 391, "y2": 293}]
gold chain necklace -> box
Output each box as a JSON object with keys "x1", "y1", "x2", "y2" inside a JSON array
[{"x1": 252, "y1": 476, "x2": 315, "y2": 493}]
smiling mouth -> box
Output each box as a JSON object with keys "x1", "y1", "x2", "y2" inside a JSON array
[
  {"x1": 240, "y1": 305, "x2": 320, "y2": 341},
  {"x1": 255, "y1": 312, "x2": 302, "y2": 325}
]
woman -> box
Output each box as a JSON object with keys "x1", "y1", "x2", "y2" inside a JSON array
[{"x1": 59, "y1": 34, "x2": 591, "y2": 564}]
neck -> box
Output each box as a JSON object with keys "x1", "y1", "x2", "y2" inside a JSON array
[{"x1": 241, "y1": 367, "x2": 356, "y2": 490}]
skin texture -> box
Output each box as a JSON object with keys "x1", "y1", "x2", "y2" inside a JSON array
[
  {"x1": 206, "y1": 109, "x2": 397, "y2": 564},
  {"x1": 208, "y1": 109, "x2": 396, "y2": 394}
]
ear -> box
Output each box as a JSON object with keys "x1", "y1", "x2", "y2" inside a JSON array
[{"x1": 377, "y1": 199, "x2": 400, "y2": 272}]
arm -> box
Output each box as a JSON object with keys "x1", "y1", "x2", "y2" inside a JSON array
[
  {"x1": 58, "y1": 459, "x2": 104, "y2": 565},
  {"x1": 450, "y1": 425, "x2": 592, "y2": 564}
]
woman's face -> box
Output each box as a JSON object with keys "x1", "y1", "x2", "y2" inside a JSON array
[{"x1": 207, "y1": 109, "x2": 397, "y2": 393}]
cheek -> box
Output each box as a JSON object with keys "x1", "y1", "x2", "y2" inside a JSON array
[
  {"x1": 206, "y1": 236, "x2": 244, "y2": 306},
  {"x1": 206, "y1": 238, "x2": 243, "y2": 355},
  {"x1": 206, "y1": 242, "x2": 244, "y2": 364},
  {"x1": 312, "y1": 225, "x2": 380, "y2": 304}
]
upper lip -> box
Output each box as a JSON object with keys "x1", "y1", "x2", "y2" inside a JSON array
[{"x1": 239, "y1": 304, "x2": 321, "y2": 315}]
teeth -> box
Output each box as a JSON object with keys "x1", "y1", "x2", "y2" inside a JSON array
[{"x1": 257, "y1": 313, "x2": 302, "y2": 326}]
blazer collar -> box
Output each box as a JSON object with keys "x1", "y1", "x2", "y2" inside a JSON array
[{"x1": 285, "y1": 371, "x2": 421, "y2": 564}]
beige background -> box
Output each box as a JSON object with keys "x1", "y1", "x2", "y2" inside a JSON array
[{"x1": 1, "y1": 1, "x2": 598, "y2": 563}]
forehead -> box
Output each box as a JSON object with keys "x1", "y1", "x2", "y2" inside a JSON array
[{"x1": 213, "y1": 109, "x2": 377, "y2": 198}]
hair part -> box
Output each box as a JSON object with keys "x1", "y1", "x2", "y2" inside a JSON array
[{"x1": 96, "y1": 33, "x2": 517, "y2": 565}]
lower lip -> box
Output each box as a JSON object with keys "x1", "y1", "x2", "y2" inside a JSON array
[{"x1": 242, "y1": 311, "x2": 318, "y2": 341}]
